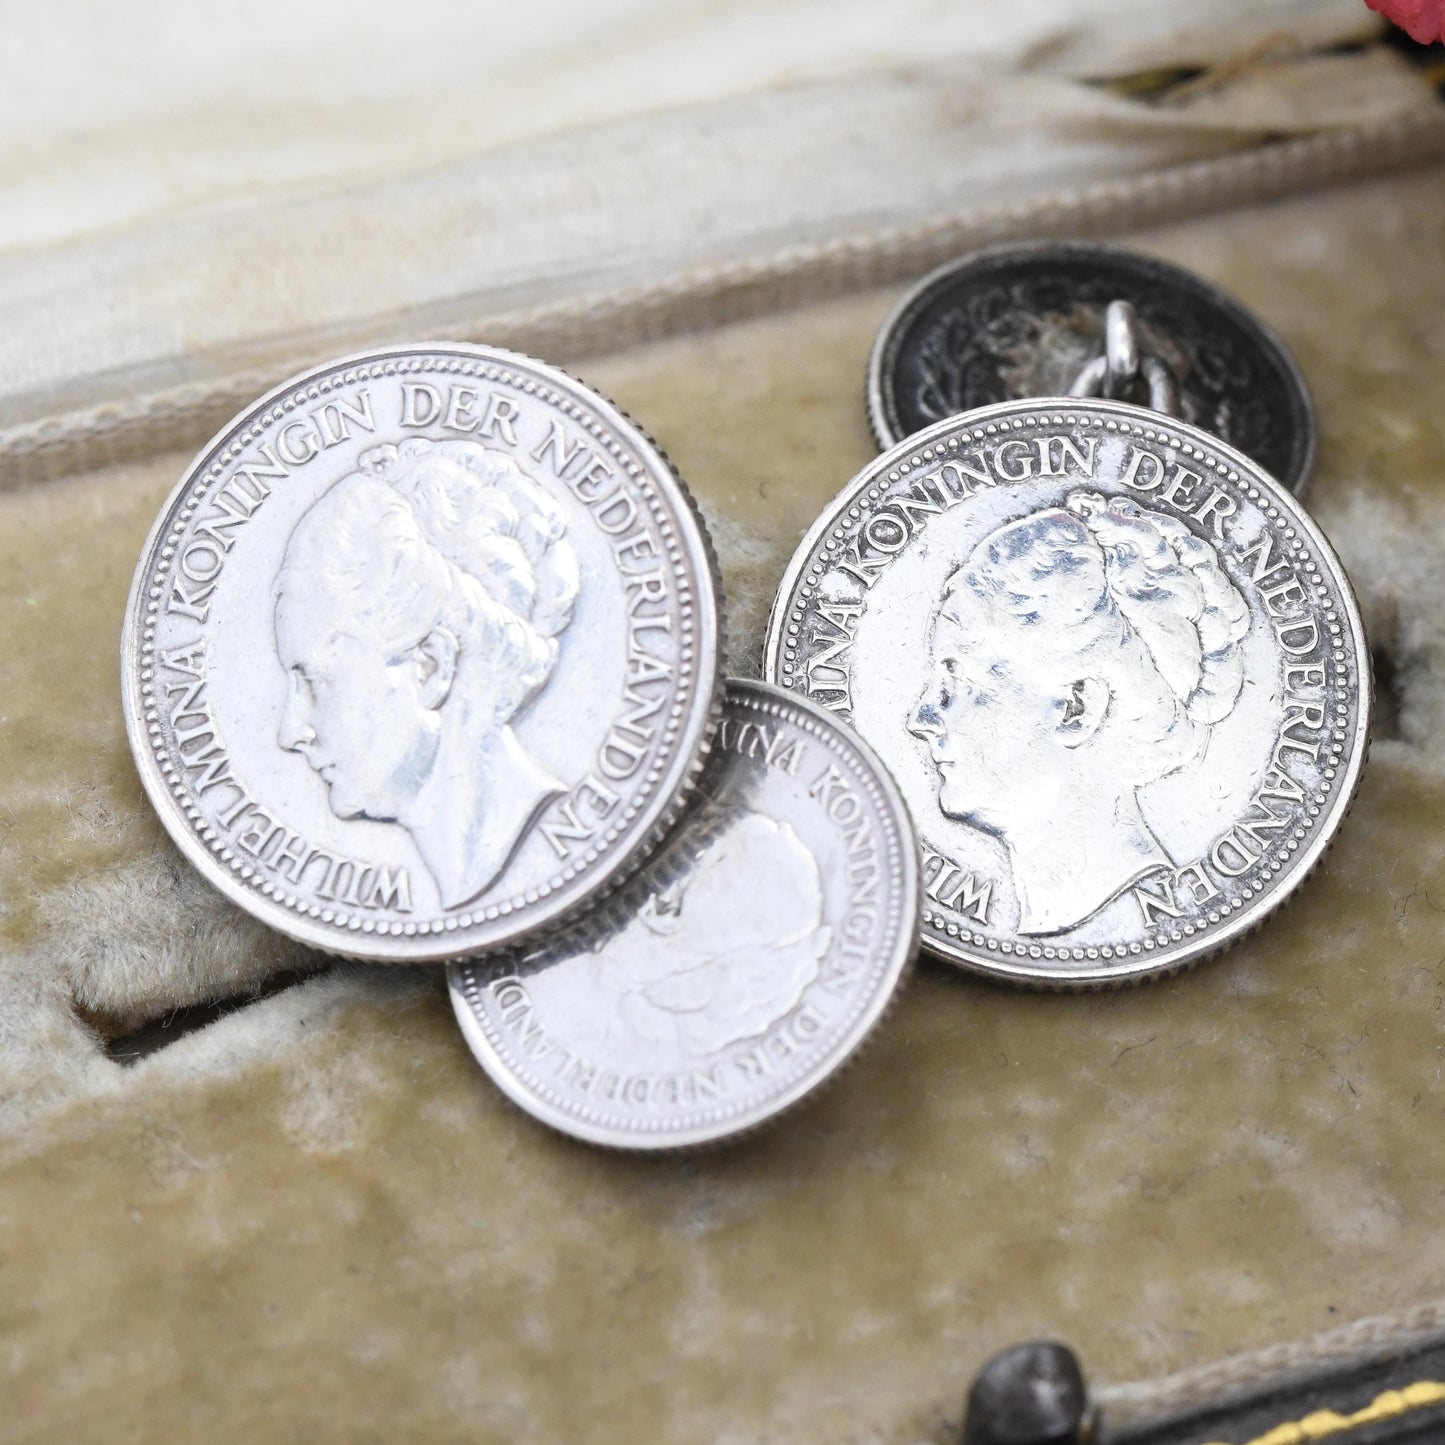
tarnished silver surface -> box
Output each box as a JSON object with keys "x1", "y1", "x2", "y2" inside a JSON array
[
  {"x1": 122, "y1": 344, "x2": 723, "y2": 963},
  {"x1": 448, "y1": 678, "x2": 919, "y2": 1149},
  {"x1": 765, "y1": 398, "x2": 1369, "y2": 986},
  {"x1": 867, "y1": 242, "x2": 1317, "y2": 495}
]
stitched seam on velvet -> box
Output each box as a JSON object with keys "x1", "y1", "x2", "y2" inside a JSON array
[{"x1": 1, "y1": 108, "x2": 1443, "y2": 490}]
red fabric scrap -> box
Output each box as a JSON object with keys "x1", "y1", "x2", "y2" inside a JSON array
[{"x1": 1365, "y1": 0, "x2": 1445, "y2": 44}]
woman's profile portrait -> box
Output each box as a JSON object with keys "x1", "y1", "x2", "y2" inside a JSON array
[
  {"x1": 533, "y1": 808, "x2": 833, "y2": 1058},
  {"x1": 273, "y1": 437, "x2": 580, "y2": 908},
  {"x1": 911, "y1": 491, "x2": 1251, "y2": 936}
]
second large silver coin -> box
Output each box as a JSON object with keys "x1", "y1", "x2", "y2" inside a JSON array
[
  {"x1": 449, "y1": 678, "x2": 919, "y2": 1149},
  {"x1": 765, "y1": 398, "x2": 1369, "y2": 986}
]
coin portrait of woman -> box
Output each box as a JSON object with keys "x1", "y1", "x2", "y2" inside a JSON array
[
  {"x1": 611, "y1": 809, "x2": 833, "y2": 1053},
  {"x1": 911, "y1": 491, "x2": 1251, "y2": 935},
  {"x1": 530, "y1": 808, "x2": 833, "y2": 1059},
  {"x1": 273, "y1": 437, "x2": 580, "y2": 908}
]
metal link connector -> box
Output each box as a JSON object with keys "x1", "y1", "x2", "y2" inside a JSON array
[{"x1": 1070, "y1": 299, "x2": 1181, "y2": 418}]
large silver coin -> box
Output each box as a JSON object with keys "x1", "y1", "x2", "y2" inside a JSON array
[
  {"x1": 867, "y1": 242, "x2": 1317, "y2": 495},
  {"x1": 765, "y1": 398, "x2": 1369, "y2": 986},
  {"x1": 448, "y1": 678, "x2": 919, "y2": 1149},
  {"x1": 122, "y1": 344, "x2": 723, "y2": 963}
]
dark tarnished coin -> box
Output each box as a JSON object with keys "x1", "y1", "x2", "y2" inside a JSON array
[
  {"x1": 765, "y1": 398, "x2": 1368, "y2": 986},
  {"x1": 122, "y1": 343, "x2": 723, "y2": 963},
  {"x1": 449, "y1": 678, "x2": 919, "y2": 1149},
  {"x1": 867, "y1": 242, "x2": 1316, "y2": 494}
]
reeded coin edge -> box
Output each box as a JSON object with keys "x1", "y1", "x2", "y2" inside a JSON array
[
  {"x1": 120, "y1": 342, "x2": 726, "y2": 965},
  {"x1": 447, "y1": 677, "x2": 921, "y2": 1151},
  {"x1": 864, "y1": 241, "x2": 1318, "y2": 497},
  {"x1": 765, "y1": 396, "x2": 1370, "y2": 988}
]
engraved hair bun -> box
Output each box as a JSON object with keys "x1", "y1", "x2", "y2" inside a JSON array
[
  {"x1": 951, "y1": 489, "x2": 1251, "y2": 783},
  {"x1": 641, "y1": 809, "x2": 825, "y2": 951},
  {"x1": 1065, "y1": 491, "x2": 1250, "y2": 727},
  {"x1": 360, "y1": 438, "x2": 579, "y2": 644}
]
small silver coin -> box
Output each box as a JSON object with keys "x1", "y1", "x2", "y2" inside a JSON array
[
  {"x1": 122, "y1": 344, "x2": 723, "y2": 963},
  {"x1": 765, "y1": 398, "x2": 1369, "y2": 986},
  {"x1": 867, "y1": 242, "x2": 1317, "y2": 494},
  {"x1": 448, "y1": 678, "x2": 919, "y2": 1150}
]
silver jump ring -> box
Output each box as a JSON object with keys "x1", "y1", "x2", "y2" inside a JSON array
[
  {"x1": 1136, "y1": 353, "x2": 1180, "y2": 417},
  {"x1": 1104, "y1": 298, "x2": 1139, "y2": 391},
  {"x1": 1069, "y1": 348, "x2": 1180, "y2": 419}
]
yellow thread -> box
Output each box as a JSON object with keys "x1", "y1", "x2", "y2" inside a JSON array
[{"x1": 1198, "y1": 1380, "x2": 1445, "y2": 1445}]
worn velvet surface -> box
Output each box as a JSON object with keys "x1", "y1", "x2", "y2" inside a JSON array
[{"x1": 2, "y1": 166, "x2": 1444, "y2": 1444}]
